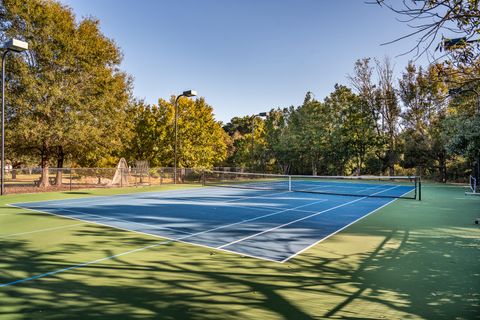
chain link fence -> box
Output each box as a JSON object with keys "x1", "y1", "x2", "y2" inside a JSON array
[{"x1": 4, "y1": 167, "x2": 204, "y2": 194}]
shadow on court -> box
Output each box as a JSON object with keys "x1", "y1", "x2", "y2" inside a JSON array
[
  {"x1": 10, "y1": 189, "x2": 398, "y2": 262},
  {"x1": 0, "y1": 186, "x2": 478, "y2": 319}
]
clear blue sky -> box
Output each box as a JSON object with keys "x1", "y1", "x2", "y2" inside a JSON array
[{"x1": 59, "y1": 0, "x2": 428, "y2": 123}]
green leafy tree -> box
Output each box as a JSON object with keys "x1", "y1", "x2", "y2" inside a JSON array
[
  {"x1": 1, "y1": 0, "x2": 132, "y2": 186},
  {"x1": 326, "y1": 85, "x2": 379, "y2": 175},
  {"x1": 223, "y1": 116, "x2": 256, "y2": 169},
  {"x1": 263, "y1": 108, "x2": 294, "y2": 174},
  {"x1": 443, "y1": 81, "x2": 480, "y2": 178},
  {"x1": 350, "y1": 58, "x2": 401, "y2": 175},
  {"x1": 126, "y1": 100, "x2": 172, "y2": 167},
  {"x1": 173, "y1": 97, "x2": 228, "y2": 168},
  {"x1": 128, "y1": 97, "x2": 228, "y2": 168},
  {"x1": 398, "y1": 63, "x2": 449, "y2": 180}
]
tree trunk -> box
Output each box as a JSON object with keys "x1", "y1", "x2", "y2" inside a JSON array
[
  {"x1": 39, "y1": 150, "x2": 50, "y2": 188},
  {"x1": 388, "y1": 164, "x2": 395, "y2": 176},
  {"x1": 40, "y1": 165, "x2": 50, "y2": 188},
  {"x1": 416, "y1": 165, "x2": 423, "y2": 177},
  {"x1": 56, "y1": 147, "x2": 64, "y2": 186},
  {"x1": 438, "y1": 151, "x2": 447, "y2": 183},
  {"x1": 388, "y1": 145, "x2": 395, "y2": 176}
]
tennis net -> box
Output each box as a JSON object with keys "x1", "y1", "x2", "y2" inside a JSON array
[{"x1": 203, "y1": 171, "x2": 421, "y2": 200}]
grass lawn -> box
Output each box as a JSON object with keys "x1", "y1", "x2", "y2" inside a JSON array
[{"x1": 0, "y1": 183, "x2": 478, "y2": 319}]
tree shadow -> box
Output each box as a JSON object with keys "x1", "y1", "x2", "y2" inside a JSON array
[{"x1": 1, "y1": 188, "x2": 478, "y2": 319}]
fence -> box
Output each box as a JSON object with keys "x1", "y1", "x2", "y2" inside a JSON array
[{"x1": 4, "y1": 167, "x2": 204, "y2": 194}]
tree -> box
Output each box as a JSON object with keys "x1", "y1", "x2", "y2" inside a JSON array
[
  {"x1": 375, "y1": 0, "x2": 480, "y2": 182},
  {"x1": 223, "y1": 116, "x2": 253, "y2": 136},
  {"x1": 173, "y1": 97, "x2": 228, "y2": 168},
  {"x1": 223, "y1": 115, "x2": 259, "y2": 170},
  {"x1": 128, "y1": 96, "x2": 228, "y2": 169},
  {"x1": 263, "y1": 108, "x2": 294, "y2": 174},
  {"x1": 374, "y1": 0, "x2": 480, "y2": 87},
  {"x1": 398, "y1": 63, "x2": 449, "y2": 180},
  {"x1": 444, "y1": 115, "x2": 480, "y2": 160},
  {"x1": 349, "y1": 58, "x2": 402, "y2": 175},
  {"x1": 126, "y1": 100, "x2": 172, "y2": 167},
  {"x1": 335, "y1": 86, "x2": 379, "y2": 175},
  {"x1": 1, "y1": 0, "x2": 132, "y2": 186},
  {"x1": 443, "y1": 85, "x2": 480, "y2": 178}
]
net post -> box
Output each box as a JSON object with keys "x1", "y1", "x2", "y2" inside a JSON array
[
  {"x1": 418, "y1": 176, "x2": 422, "y2": 201},
  {"x1": 288, "y1": 175, "x2": 292, "y2": 191},
  {"x1": 413, "y1": 176, "x2": 417, "y2": 200}
]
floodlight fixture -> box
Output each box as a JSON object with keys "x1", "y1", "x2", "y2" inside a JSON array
[
  {"x1": 3, "y1": 39, "x2": 29, "y2": 52},
  {"x1": 183, "y1": 90, "x2": 197, "y2": 97}
]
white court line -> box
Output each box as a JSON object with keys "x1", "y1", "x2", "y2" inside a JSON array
[
  {"x1": 353, "y1": 185, "x2": 384, "y2": 193},
  {"x1": 7, "y1": 189, "x2": 295, "y2": 243},
  {"x1": 196, "y1": 189, "x2": 292, "y2": 204},
  {"x1": 14, "y1": 187, "x2": 291, "y2": 210},
  {"x1": 9, "y1": 186, "x2": 211, "y2": 207},
  {"x1": 8, "y1": 183, "x2": 402, "y2": 263},
  {"x1": 15, "y1": 206, "x2": 196, "y2": 236},
  {"x1": 23, "y1": 188, "x2": 322, "y2": 215},
  {"x1": 3, "y1": 189, "x2": 304, "y2": 288},
  {"x1": 161, "y1": 199, "x2": 326, "y2": 214},
  {"x1": 218, "y1": 197, "x2": 365, "y2": 249},
  {"x1": 0, "y1": 186, "x2": 410, "y2": 288},
  {"x1": 14, "y1": 192, "x2": 311, "y2": 264},
  {"x1": 48, "y1": 195, "x2": 326, "y2": 241},
  {"x1": 163, "y1": 194, "x2": 327, "y2": 214},
  {"x1": 282, "y1": 187, "x2": 413, "y2": 262},
  {"x1": 218, "y1": 185, "x2": 401, "y2": 250},
  {"x1": 0, "y1": 222, "x2": 85, "y2": 239},
  {"x1": 5, "y1": 189, "x2": 326, "y2": 278}
]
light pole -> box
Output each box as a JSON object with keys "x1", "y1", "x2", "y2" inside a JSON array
[
  {"x1": 251, "y1": 112, "x2": 268, "y2": 171},
  {"x1": 174, "y1": 90, "x2": 197, "y2": 184},
  {"x1": 1, "y1": 39, "x2": 28, "y2": 195}
]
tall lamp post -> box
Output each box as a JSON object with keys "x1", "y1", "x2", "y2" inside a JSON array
[
  {"x1": 174, "y1": 90, "x2": 197, "y2": 184},
  {"x1": 251, "y1": 112, "x2": 269, "y2": 171},
  {"x1": 1, "y1": 39, "x2": 28, "y2": 195}
]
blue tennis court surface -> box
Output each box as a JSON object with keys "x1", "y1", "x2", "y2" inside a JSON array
[{"x1": 11, "y1": 184, "x2": 413, "y2": 262}]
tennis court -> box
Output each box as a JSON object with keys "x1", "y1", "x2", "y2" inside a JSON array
[
  {"x1": 2, "y1": 179, "x2": 479, "y2": 319},
  {"x1": 10, "y1": 174, "x2": 417, "y2": 263}
]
